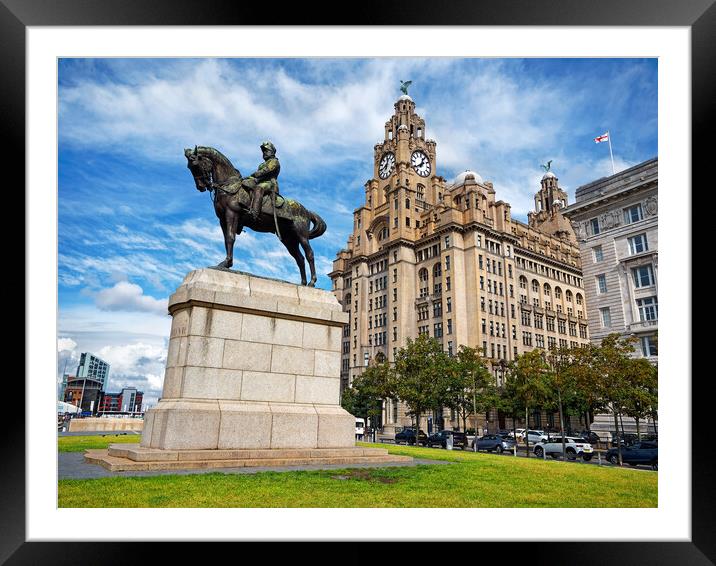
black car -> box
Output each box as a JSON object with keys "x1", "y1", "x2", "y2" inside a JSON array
[
  {"x1": 577, "y1": 430, "x2": 603, "y2": 445},
  {"x1": 395, "y1": 428, "x2": 428, "y2": 446},
  {"x1": 426, "y1": 430, "x2": 468, "y2": 449},
  {"x1": 610, "y1": 432, "x2": 640, "y2": 447},
  {"x1": 605, "y1": 442, "x2": 658, "y2": 469}
]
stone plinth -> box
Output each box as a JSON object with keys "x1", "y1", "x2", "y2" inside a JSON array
[
  {"x1": 85, "y1": 444, "x2": 412, "y2": 472},
  {"x1": 140, "y1": 268, "x2": 355, "y2": 451}
]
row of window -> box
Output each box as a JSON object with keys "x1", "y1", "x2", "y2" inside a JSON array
[
  {"x1": 515, "y1": 257, "x2": 582, "y2": 287},
  {"x1": 595, "y1": 264, "x2": 655, "y2": 295},
  {"x1": 589, "y1": 203, "x2": 647, "y2": 236}
]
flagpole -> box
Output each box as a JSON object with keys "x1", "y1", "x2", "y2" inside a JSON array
[{"x1": 607, "y1": 130, "x2": 615, "y2": 175}]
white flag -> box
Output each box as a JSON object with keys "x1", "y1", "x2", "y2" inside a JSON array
[{"x1": 594, "y1": 132, "x2": 609, "y2": 143}]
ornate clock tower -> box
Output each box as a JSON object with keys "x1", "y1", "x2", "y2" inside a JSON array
[{"x1": 370, "y1": 94, "x2": 440, "y2": 210}]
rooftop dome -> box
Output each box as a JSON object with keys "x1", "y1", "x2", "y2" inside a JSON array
[
  {"x1": 398, "y1": 94, "x2": 413, "y2": 102},
  {"x1": 542, "y1": 171, "x2": 557, "y2": 180},
  {"x1": 452, "y1": 169, "x2": 484, "y2": 186}
]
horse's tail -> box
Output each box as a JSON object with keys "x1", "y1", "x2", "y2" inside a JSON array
[{"x1": 308, "y1": 210, "x2": 327, "y2": 240}]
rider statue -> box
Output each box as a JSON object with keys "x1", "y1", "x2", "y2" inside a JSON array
[{"x1": 241, "y1": 141, "x2": 280, "y2": 221}]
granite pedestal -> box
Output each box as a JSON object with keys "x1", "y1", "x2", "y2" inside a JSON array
[{"x1": 87, "y1": 268, "x2": 410, "y2": 471}]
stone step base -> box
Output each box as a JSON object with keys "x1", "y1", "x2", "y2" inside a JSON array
[{"x1": 85, "y1": 444, "x2": 412, "y2": 472}]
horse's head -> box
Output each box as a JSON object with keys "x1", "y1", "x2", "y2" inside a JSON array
[{"x1": 184, "y1": 146, "x2": 214, "y2": 192}]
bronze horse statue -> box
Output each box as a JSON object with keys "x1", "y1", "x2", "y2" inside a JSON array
[{"x1": 184, "y1": 146, "x2": 326, "y2": 287}]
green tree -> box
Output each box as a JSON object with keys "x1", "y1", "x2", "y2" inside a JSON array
[
  {"x1": 340, "y1": 361, "x2": 393, "y2": 440},
  {"x1": 592, "y1": 333, "x2": 639, "y2": 465},
  {"x1": 444, "y1": 346, "x2": 493, "y2": 444},
  {"x1": 393, "y1": 334, "x2": 450, "y2": 443},
  {"x1": 621, "y1": 357, "x2": 658, "y2": 440},
  {"x1": 505, "y1": 349, "x2": 554, "y2": 457},
  {"x1": 545, "y1": 346, "x2": 577, "y2": 459}
]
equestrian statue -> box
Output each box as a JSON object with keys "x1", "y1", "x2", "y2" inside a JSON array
[{"x1": 184, "y1": 143, "x2": 326, "y2": 287}]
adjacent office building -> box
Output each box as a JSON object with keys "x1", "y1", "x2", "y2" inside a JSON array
[{"x1": 76, "y1": 353, "x2": 111, "y2": 391}]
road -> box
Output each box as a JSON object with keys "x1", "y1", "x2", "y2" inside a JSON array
[{"x1": 389, "y1": 442, "x2": 657, "y2": 472}]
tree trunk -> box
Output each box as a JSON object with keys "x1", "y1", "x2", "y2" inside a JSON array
[
  {"x1": 524, "y1": 407, "x2": 530, "y2": 458},
  {"x1": 613, "y1": 405, "x2": 622, "y2": 466},
  {"x1": 558, "y1": 389, "x2": 566, "y2": 460}
]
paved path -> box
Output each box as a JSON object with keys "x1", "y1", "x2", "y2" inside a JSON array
[
  {"x1": 58, "y1": 452, "x2": 451, "y2": 480},
  {"x1": 58, "y1": 431, "x2": 142, "y2": 437}
]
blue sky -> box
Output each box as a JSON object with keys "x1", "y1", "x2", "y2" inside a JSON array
[{"x1": 57, "y1": 57, "x2": 657, "y2": 404}]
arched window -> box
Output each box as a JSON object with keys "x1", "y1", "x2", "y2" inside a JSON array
[
  {"x1": 417, "y1": 184, "x2": 425, "y2": 201},
  {"x1": 433, "y1": 262, "x2": 442, "y2": 278},
  {"x1": 566, "y1": 290, "x2": 573, "y2": 302},
  {"x1": 543, "y1": 283, "x2": 551, "y2": 296},
  {"x1": 418, "y1": 268, "x2": 429, "y2": 282},
  {"x1": 531, "y1": 279, "x2": 539, "y2": 293},
  {"x1": 576, "y1": 293, "x2": 583, "y2": 306},
  {"x1": 554, "y1": 286, "x2": 562, "y2": 299},
  {"x1": 519, "y1": 276, "x2": 528, "y2": 290}
]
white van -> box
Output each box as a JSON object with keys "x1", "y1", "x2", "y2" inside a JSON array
[{"x1": 355, "y1": 418, "x2": 365, "y2": 440}]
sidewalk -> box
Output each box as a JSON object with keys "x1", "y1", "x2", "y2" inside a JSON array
[{"x1": 58, "y1": 452, "x2": 451, "y2": 480}]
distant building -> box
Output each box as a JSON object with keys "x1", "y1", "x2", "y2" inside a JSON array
[
  {"x1": 76, "y1": 353, "x2": 110, "y2": 391},
  {"x1": 58, "y1": 373, "x2": 73, "y2": 402},
  {"x1": 63, "y1": 377, "x2": 103, "y2": 414},
  {"x1": 98, "y1": 387, "x2": 144, "y2": 414}
]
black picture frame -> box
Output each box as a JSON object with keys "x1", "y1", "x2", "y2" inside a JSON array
[{"x1": 5, "y1": 0, "x2": 712, "y2": 563}]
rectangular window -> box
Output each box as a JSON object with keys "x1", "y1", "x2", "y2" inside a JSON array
[
  {"x1": 636, "y1": 296, "x2": 658, "y2": 321},
  {"x1": 446, "y1": 276, "x2": 451, "y2": 291},
  {"x1": 628, "y1": 233, "x2": 649, "y2": 255},
  {"x1": 447, "y1": 319, "x2": 453, "y2": 334},
  {"x1": 623, "y1": 204, "x2": 644, "y2": 224},
  {"x1": 434, "y1": 323, "x2": 443, "y2": 338},
  {"x1": 446, "y1": 297, "x2": 452, "y2": 313},
  {"x1": 445, "y1": 256, "x2": 451, "y2": 271},
  {"x1": 590, "y1": 218, "x2": 600, "y2": 235},
  {"x1": 405, "y1": 217, "x2": 411, "y2": 227},
  {"x1": 600, "y1": 307, "x2": 611, "y2": 327},
  {"x1": 593, "y1": 246, "x2": 603, "y2": 262},
  {"x1": 632, "y1": 265, "x2": 655, "y2": 288},
  {"x1": 641, "y1": 335, "x2": 658, "y2": 357},
  {"x1": 445, "y1": 235, "x2": 451, "y2": 248},
  {"x1": 479, "y1": 255, "x2": 483, "y2": 269},
  {"x1": 596, "y1": 274, "x2": 607, "y2": 294}
]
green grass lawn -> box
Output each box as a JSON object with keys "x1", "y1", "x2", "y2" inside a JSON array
[
  {"x1": 58, "y1": 433, "x2": 142, "y2": 452},
  {"x1": 58, "y1": 437, "x2": 657, "y2": 508}
]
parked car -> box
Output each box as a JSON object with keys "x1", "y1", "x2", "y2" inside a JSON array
[
  {"x1": 534, "y1": 437, "x2": 594, "y2": 460},
  {"x1": 577, "y1": 430, "x2": 603, "y2": 445},
  {"x1": 472, "y1": 434, "x2": 516, "y2": 453},
  {"x1": 520, "y1": 430, "x2": 548, "y2": 444},
  {"x1": 395, "y1": 428, "x2": 428, "y2": 446},
  {"x1": 605, "y1": 442, "x2": 658, "y2": 469},
  {"x1": 610, "y1": 432, "x2": 640, "y2": 447},
  {"x1": 512, "y1": 428, "x2": 526, "y2": 440},
  {"x1": 426, "y1": 430, "x2": 468, "y2": 449}
]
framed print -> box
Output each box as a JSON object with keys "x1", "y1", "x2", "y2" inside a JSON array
[{"x1": 4, "y1": 0, "x2": 714, "y2": 563}]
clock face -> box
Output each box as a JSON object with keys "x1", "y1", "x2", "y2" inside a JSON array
[
  {"x1": 411, "y1": 150, "x2": 431, "y2": 177},
  {"x1": 378, "y1": 152, "x2": 396, "y2": 179}
]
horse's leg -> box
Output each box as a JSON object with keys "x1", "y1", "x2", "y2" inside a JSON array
[
  {"x1": 218, "y1": 210, "x2": 239, "y2": 269},
  {"x1": 282, "y1": 232, "x2": 307, "y2": 286},
  {"x1": 298, "y1": 233, "x2": 317, "y2": 287}
]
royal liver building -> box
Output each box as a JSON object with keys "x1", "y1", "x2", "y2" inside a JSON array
[{"x1": 329, "y1": 93, "x2": 591, "y2": 433}]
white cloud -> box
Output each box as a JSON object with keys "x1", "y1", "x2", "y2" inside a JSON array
[
  {"x1": 57, "y1": 337, "x2": 77, "y2": 352},
  {"x1": 94, "y1": 281, "x2": 167, "y2": 315}
]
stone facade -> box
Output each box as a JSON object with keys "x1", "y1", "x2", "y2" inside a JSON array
[
  {"x1": 562, "y1": 158, "x2": 658, "y2": 434},
  {"x1": 140, "y1": 268, "x2": 355, "y2": 450},
  {"x1": 329, "y1": 95, "x2": 591, "y2": 433}
]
